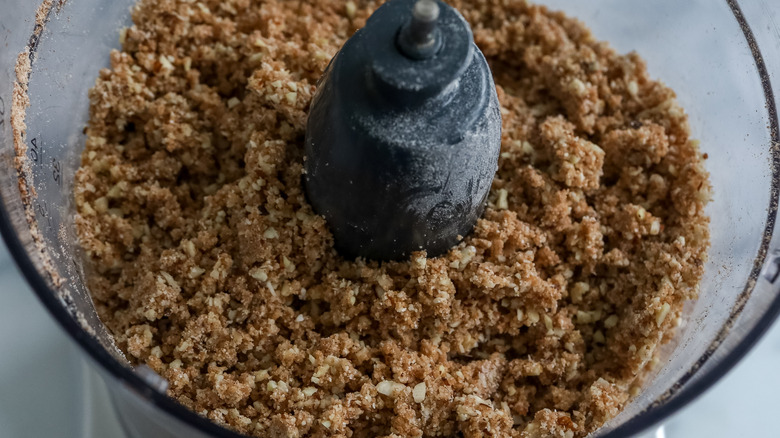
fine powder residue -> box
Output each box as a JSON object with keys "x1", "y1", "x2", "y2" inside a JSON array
[{"x1": 74, "y1": 1, "x2": 711, "y2": 437}]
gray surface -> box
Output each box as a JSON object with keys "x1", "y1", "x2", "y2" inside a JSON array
[{"x1": 0, "y1": 240, "x2": 125, "y2": 438}]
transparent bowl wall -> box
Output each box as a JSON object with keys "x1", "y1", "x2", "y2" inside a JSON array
[{"x1": 1, "y1": 1, "x2": 778, "y2": 437}]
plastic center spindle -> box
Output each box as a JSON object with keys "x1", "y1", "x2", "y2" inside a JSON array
[
  {"x1": 397, "y1": 0, "x2": 443, "y2": 59},
  {"x1": 304, "y1": 0, "x2": 502, "y2": 261}
]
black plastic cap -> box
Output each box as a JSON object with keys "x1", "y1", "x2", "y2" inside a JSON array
[{"x1": 304, "y1": 0, "x2": 502, "y2": 260}]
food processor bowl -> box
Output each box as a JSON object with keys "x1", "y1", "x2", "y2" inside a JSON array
[{"x1": 1, "y1": 1, "x2": 778, "y2": 437}]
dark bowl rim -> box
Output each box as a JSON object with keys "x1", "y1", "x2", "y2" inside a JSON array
[{"x1": 599, "y1": 0, "x2": 780, "y2": 435}]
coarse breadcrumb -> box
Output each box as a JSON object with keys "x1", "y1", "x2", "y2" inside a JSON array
[{"x1": 74, "y1": 1, "x2": 711, "y2": 437}]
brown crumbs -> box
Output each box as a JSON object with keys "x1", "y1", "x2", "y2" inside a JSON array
[{"x1": 74, "y1": 1, "x2": 711, "y2": 437}]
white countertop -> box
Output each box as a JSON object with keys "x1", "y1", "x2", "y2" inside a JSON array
[
  {"x1": 0, "y1": 241, "x2": 125, "y2": 438},
  {"x1": 1, "y1": 236, "x2": 779, "y2": 437}
]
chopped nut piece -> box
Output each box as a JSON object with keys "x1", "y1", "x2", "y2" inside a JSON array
[
  {"x1": 376, "y1": 380, "x2": 405, "y2": 397},
  {"x1": 603, "y1": 314, "x2": 619, "y2": 329},
  {"x1": 496, "y1": 188, "x2": 509, "y2": 210},
  {"x1": 656, "y1": 303, "x2": 672, "y2": 327},
  {"x1": 345, "y1": 1, "x2": 356, "y2": 19},
  {"x1": 527, "y1": 310, "x2": 540, "y2": 325},
  {"x1": 527, "y1": 362, "x2": 543, "y2": 376},
  {"x1": 413, "y1": 382, "x2": 427, "y2": 403},
  {"x1": 249, "y1": 267, "x2": 268, "y2": 281},
  {"x1": 569, "y1": 78, "x2": 587, "y2": 96},
  {"x1": 571, "y1": 282, "x2": 589, "y2": 303}
]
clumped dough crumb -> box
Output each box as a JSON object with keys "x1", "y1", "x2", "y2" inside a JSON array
[{"x1": 74, "y1": 1, "x2": 711, "y2": 437}]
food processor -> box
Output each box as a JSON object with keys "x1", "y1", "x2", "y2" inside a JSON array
[{"x1": 0, "y1": 0, "x2": 778, "y2": 437}]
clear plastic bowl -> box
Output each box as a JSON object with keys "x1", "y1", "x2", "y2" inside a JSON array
[{"x1": 0, "y1": 1, "x2": 778, "y2": 437}]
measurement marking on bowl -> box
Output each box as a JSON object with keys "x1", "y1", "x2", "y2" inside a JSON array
[
  {"x1": 9, "y1": 0, "x2": 66, "y2": 294},
  {"x1": 27, "y1": 137, "x2": 64, "y2": 188},
  {"x1": 28, "y1": 137, "x2": 40, "y2": 162}
]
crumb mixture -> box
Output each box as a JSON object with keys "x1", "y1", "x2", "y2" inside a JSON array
[{"x1": 74, "y1": 1, "x2": 711, "y2": 436}]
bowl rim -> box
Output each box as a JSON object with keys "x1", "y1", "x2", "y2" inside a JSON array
[
  {"x1": 0, "y1": 0, "x2": 778, "y2": 437},
  {"x1": 599, "y1": 1, "x2": 780, "y2": 435}
]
